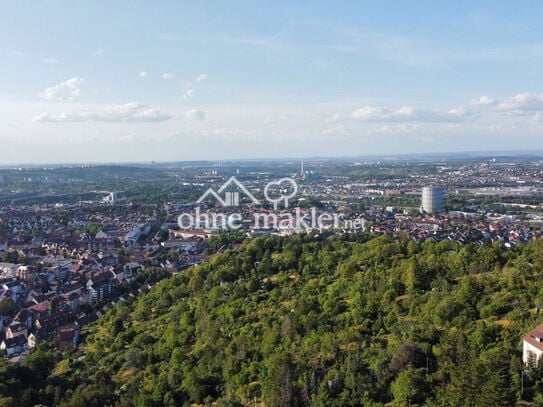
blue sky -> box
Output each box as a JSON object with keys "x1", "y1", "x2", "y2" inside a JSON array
[{"x1": 1, "y1": 1, "x2": 543, "y2": 163}]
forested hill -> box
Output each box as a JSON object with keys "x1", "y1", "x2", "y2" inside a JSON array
[{"x1": 5, "y1": 234, "x2": 543, "y2": 406}]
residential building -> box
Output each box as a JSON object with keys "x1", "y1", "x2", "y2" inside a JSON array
[
  {"x1": 1, "y1": 335, "x2": 28, "y2": 356},
  {"x1": 523, "y1": 325, "x2": 543, "y2": 366}
]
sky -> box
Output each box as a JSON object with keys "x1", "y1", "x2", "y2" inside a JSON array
[{"x1": 1, "y1": 1, "x2": 543, "y2": 164}]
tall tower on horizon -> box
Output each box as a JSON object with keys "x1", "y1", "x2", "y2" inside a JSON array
[{"x1": 300, "y1": 160, "x2": 305, "y2": 179}]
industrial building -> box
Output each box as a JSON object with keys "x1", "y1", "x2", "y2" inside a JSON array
[{"x1": 421, "y1": 186, "x2": 444, "y2": 213}]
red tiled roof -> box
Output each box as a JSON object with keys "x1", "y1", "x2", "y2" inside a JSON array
[
  {"x1": 524, "y1": 334, "x2": 543, "y2": 352},
  {"x1": 524, "y1": 325, "x2": 543, "y2": 351}
]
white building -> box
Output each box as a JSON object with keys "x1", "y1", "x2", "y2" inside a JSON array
[
  {"x1": 1, "y1": 336, "x2": 28, "y2": 356},
  {"x1": 0, "y1": 263, "x2": 18, "y2": 278},
  {"x1": 523, "y1": 325, "x2": 543, "y2": 366},
  {"x1": 95, "y1": 231, "x2": 109, "y2": 240},
  {"x1": 103, "y1": 192, "x2": 118, "y2": 205},
  {"x1": 421, "y1": 186, "x2": 444, "y2": 213}
]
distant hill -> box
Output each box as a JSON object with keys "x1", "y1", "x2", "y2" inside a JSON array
[{"x1": 0, "y1": 165, "x2": 167, "y2": 182}]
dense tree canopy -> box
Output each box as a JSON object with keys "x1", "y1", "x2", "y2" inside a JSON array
[{"x1": 3, "y1": 233, "x2": 543, "y2": 406}]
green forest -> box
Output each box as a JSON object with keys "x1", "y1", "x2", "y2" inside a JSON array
[{"x1": 3, "y1": 233, "x2": 543, "y2": 406}]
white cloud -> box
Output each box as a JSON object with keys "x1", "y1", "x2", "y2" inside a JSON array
[
  {"x1": 162, "y1": 72, "x2": 174, "y2": 80},
  {"x1": 196, "y1": 73, "x2": 208, "y2": 83},
  {"x1": 182, "y1": 89, "x2": 195, "y2": 99},
  {"x1": 264, "y1": 112, "x2": 292, "y2": 124},
  {"x1": 322, "y1": 125, "x2": 348, "y2": 136},
  {"x1": 326, "y1": 112, "x2": 344, "y2": 123},
  {"x1": 211, "y1": 128, "x2": 239, "y2": 136},
  {"x1": 92, "y1": 48, "x2": 104, "y2": 57},
  {"x1": 350, "y1": 105, "x2": 478, "y2": 123},
  {"x1": 447, "y1": 107, "x2": 475, "y2": 119},
  {"x1": 33, "y1": 102, "x2": 171, "y2": 123},
  {"x1": 42, "y1": 57, "x2": 59, "y2": 64},
  {"x1": 375, "y1": 123, "x2": 420, "y2": 134},
  {"x1": 349, "y1": 106, "x2": 388, "y2": 121},
  {"x1": 39, "y1": 77, "x2": 85, "y2": 101},
  {"x1": 0, "y1": 49, "x2": 25, "y2": 57},
  {"x1": 417, "y1": 136, "x2": 435, "y2": 143},
  {"x1": 488, "y1": 124, "x2": 506, "y2": 132},
  {"x1": 139, "y1": 71, "x2": 147, "y2": 78},
  {"x1": 498, "y1": 92, "x2": 543, "y2": 112},
  {"x1": 470, "y1": 95, "x2": 497, "y2": 106},
  {"x1": 185, "y1": 109, "x2": 205, "y2": 121}
]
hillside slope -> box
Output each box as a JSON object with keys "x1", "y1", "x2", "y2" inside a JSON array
[{"x1": 4, "y1": 233, "x2": 543, "y2": 406}]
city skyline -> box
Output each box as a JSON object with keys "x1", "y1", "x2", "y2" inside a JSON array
[{"x1": 2, "y1": 1, "x2": 543, "y2": 163}]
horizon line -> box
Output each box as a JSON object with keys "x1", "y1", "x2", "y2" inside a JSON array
[{"x1": 1, "y1": 148, "x2": 543, "y2": 168}]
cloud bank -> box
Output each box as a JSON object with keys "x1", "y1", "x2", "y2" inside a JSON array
[
  {"x1": 33, "y1": 102, "x2": 171, "y2": 123},
  {"x1": 349, "y1": 105, "x2": 478, "y2": 123}
]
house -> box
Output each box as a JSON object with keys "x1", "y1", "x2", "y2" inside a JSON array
[
  {"x1": 523, "y1": 325, "x2": 543, "y2": 366},
  {"x1": 27, "y1": 332, "x2": 38, "y2": 349},
  {"x1": 35, "y1": 310, "x2": 71, "y2": 331},
  {"x1": 45, "y1": 266, "x2": 69, "y2": 282},
  {"x1": 16, "y1": 265, "x2": 32, "y2": 281},
  {"x1": 95, "y1": 231, "x2": 109, "y2": 240},
  {"x1": 1, "y1": 335, "x2": 28, "y2": 356},
  {"x1": 58, "y1": 325, "x2": 80, "y2": 350},
  {"x1": 86, "y1": 272, "x2": 118, "y2": 301},
  {"x1": 62, "y1": 292, "x2": 81, "y2": 313},
  {"x1": 161, "y1": 237, "x2": 206, "y2": 253},
  {"x1": 27, "y1": 328, "x2": 56, "y2": 349},
  {"x1": 0, "y1": 263, "x2": 18, "y2": 278},
  {"x1": 169, "y1": 229, "x2": 216, "y2": 239},
  {"x1": 58, "y1": 281, "x2": 84, "y2": 295},
  {"x1": 6, "y1": 322, "x2": 27, "y2": 339},
  {"x1": 75, "y1": 312, "x2": 99, "y2": 328},
  {"x1": 1, "y1": 279, "x2": 23, "y2": 301},
  {"x1": 124, "y1": 227, "x2": 142, "y2": 246}
]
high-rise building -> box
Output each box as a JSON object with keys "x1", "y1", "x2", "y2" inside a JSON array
[{"x1": 421, "y1": 186, "x2": 443, "y2": 213}]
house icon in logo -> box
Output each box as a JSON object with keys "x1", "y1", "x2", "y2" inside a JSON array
[{"x1": 196, "y1": 176, "x2": 260, "y2": 207}]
